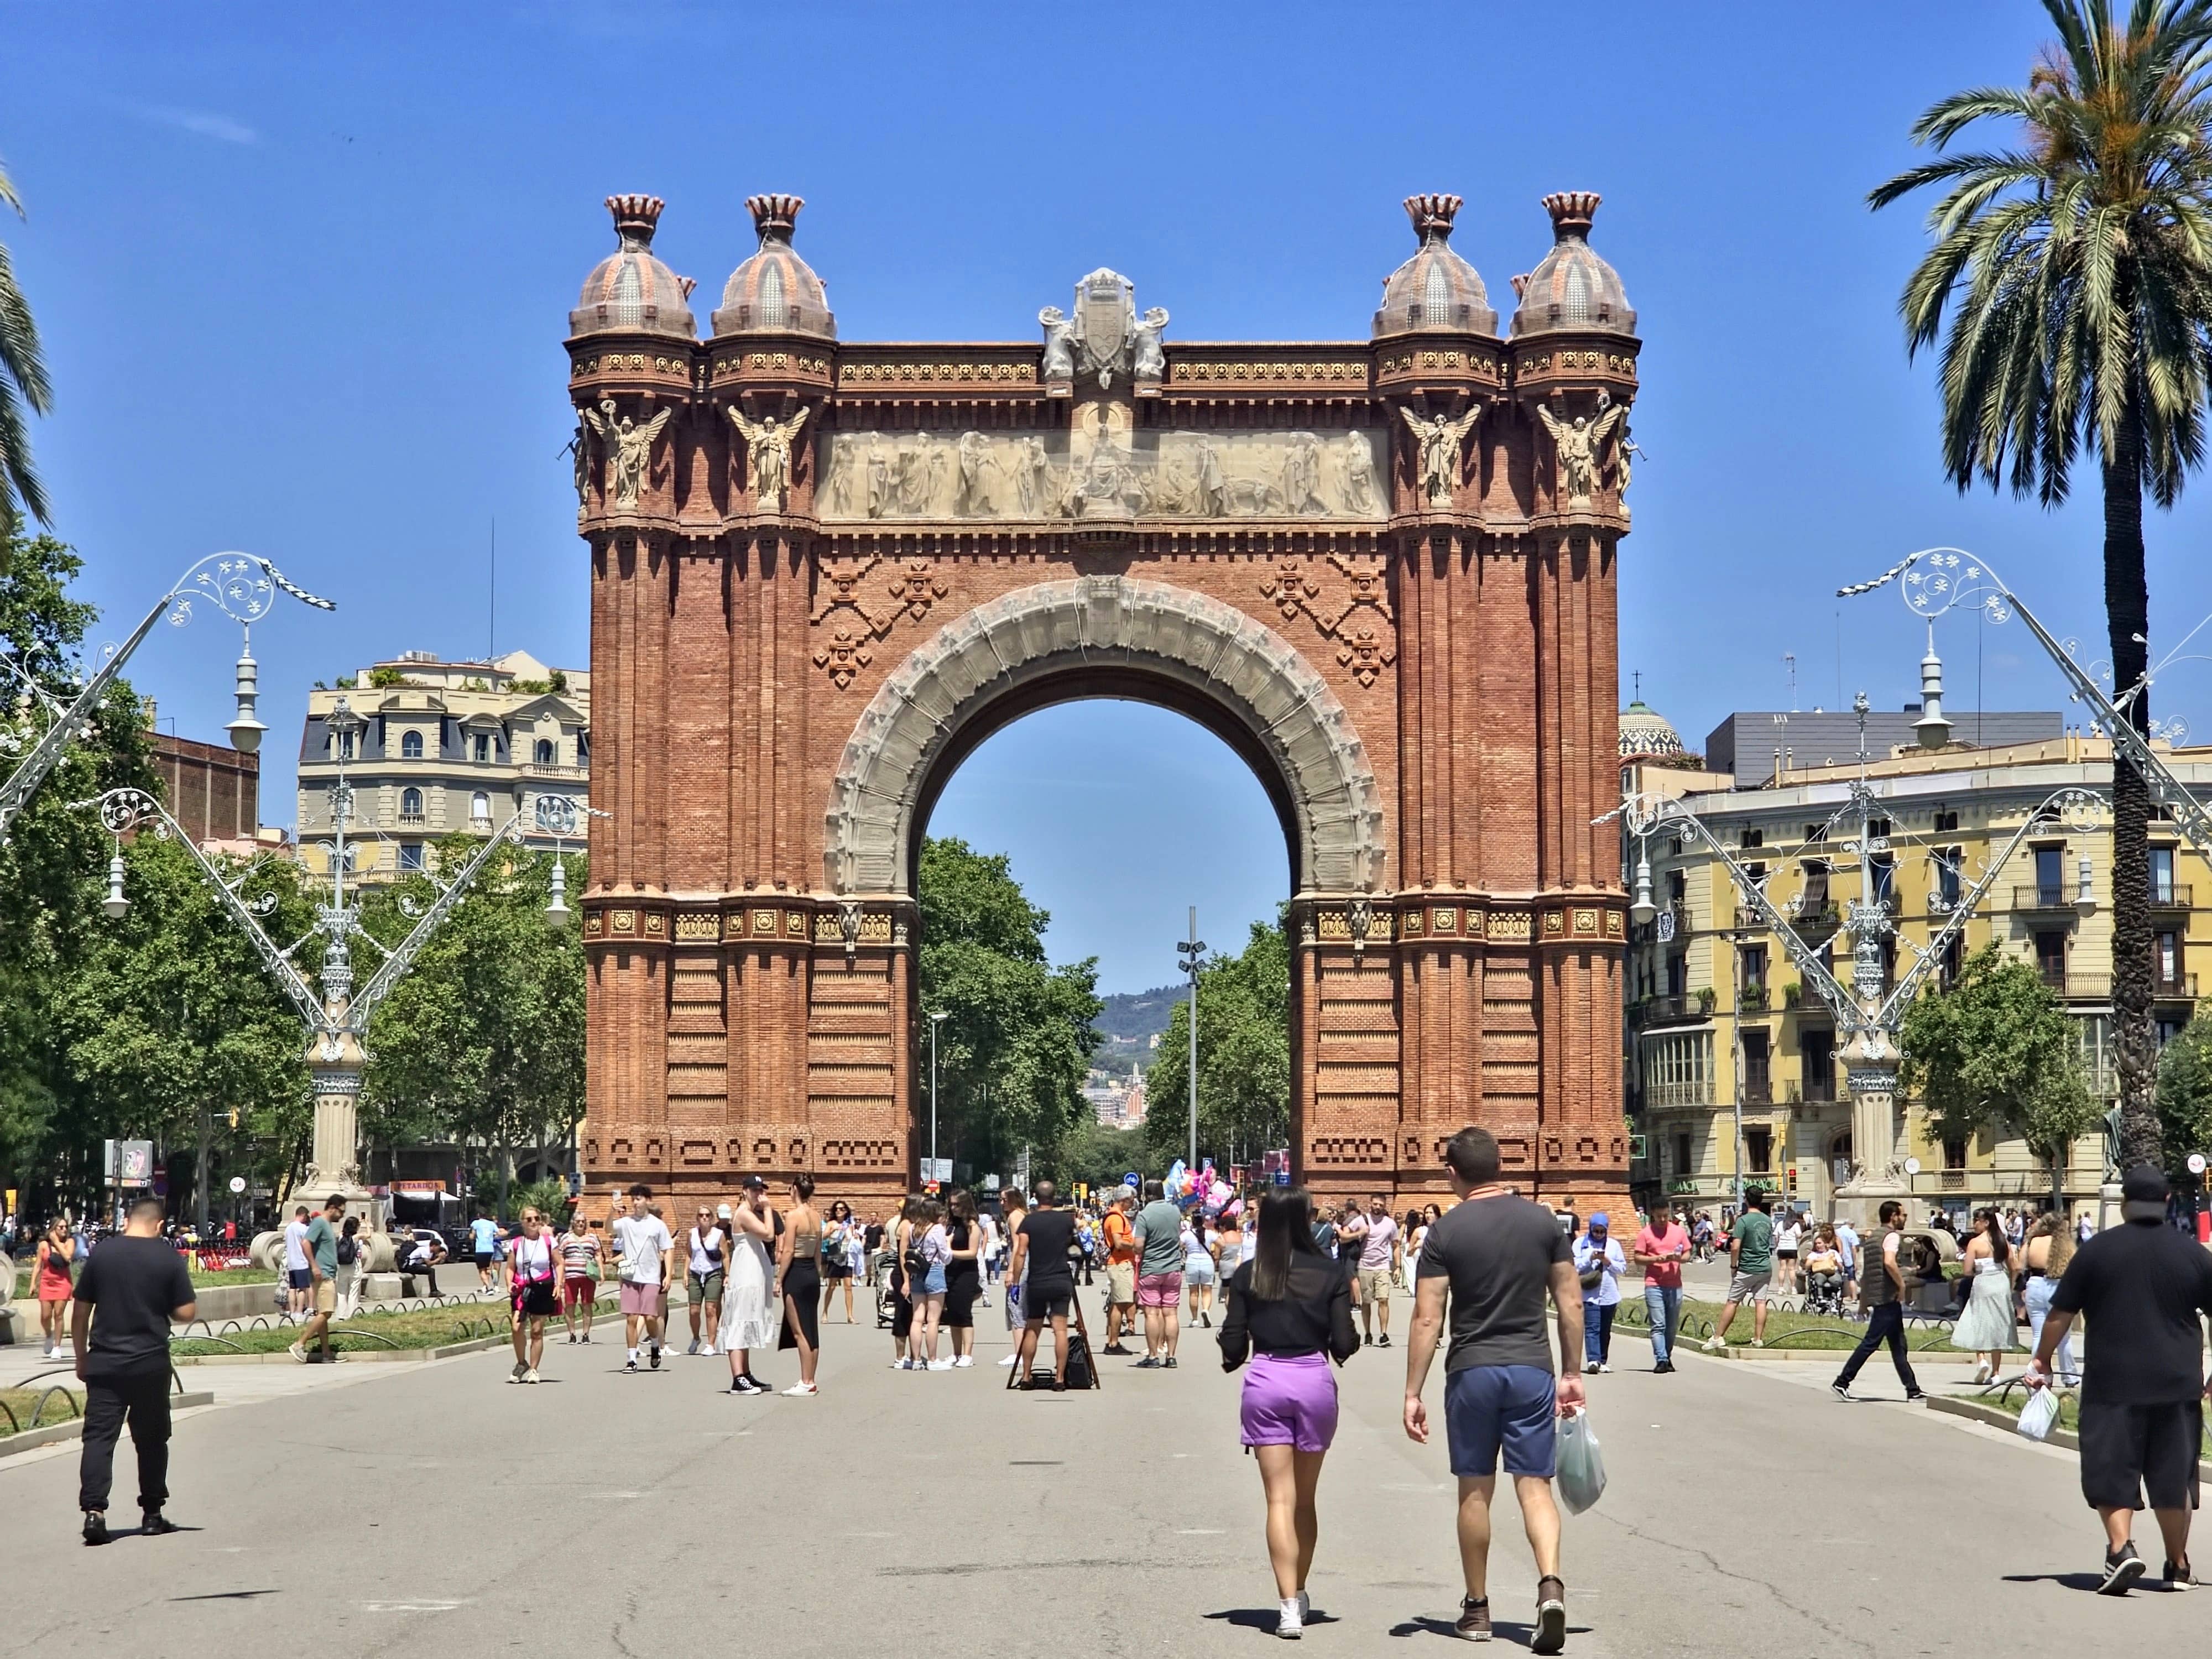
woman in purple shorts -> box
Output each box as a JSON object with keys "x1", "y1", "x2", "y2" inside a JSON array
[{"x1": 1218, "y1": 1187, "x2": 1359, "y2": 1640}]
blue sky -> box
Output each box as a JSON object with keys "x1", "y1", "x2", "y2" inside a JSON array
[{"x1": 12, "y1": 2, "x2": 2212, "y2": 993}]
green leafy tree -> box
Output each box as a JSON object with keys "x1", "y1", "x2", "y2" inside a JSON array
[
  {"x1": 1870, "y1": 0, "x2": 2212, "y2": 1169},
  {"x1": 0, "y1": 156, "x2": 51, "y2": 559},
  {"x1": 1899, "y1": 945, "x2": 2104, "y2": 1207},
  {"x1": 2154, "y1": 1014, "x2": 2212, "y2": 1170},
  {"x1": 0, "y1": 534, "x2": 158, "y2": 1203},
  {"x1": 358, "y1": 841, "x2": 585, "y2": 1218},
  {"x1": 1144, "y1": 918, "x2": 1292, "y2": 1171},
  {"x1": 1047, "y1": 1114, "x2": 1151, "y2": 1192},
  {"x1": 56, "y1": 832, "x2": 316, "y2": 1223},
  {"x1": 916, "y1": 837, "x2": 1102, "y2": 1181}
]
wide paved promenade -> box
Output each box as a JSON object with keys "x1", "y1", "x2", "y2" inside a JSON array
[{"x1": 1, "y1": 1306, "x2": 2197, "y2": 1656}]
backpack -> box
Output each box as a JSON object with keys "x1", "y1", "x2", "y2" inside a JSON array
[{"x1": 336, "y1": 1235, "x2": 358, "y2": 1266}]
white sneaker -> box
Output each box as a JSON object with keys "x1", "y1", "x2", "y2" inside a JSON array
[
  {"x1": 953, "y1": 1355, "x2": 974, "y2": 1368},
  {"x1": 1297, "y1": 1591, "x2": 1311, "y2": 1624},
  {"x1": 524, "y1": 1368, "x2": 540, "y2": 1384},
  {"x1": 1701, "y1": 1336, "x2": 1723, "y2": 1352},
  {"x1": 1749, "y1": 1338, "x2": 1765, "y2": 1349},
  {"x1": 781, "y1": 1381, "x2": 817, "y2": 1396},
  {"x1": 927, "y1": 1358, "x2": 954, "y2": 1371},
  {"x1": 997, "y1": 1354, "x2": 1020, "y2": 1366},
  {"x1": 1275, "y1": 1600, "x2": 1303, "y2": 1640}
]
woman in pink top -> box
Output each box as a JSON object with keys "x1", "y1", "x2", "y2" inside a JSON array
[{"x1": 1632, "y1": 1206, "x2": 1691, "y2": 1374}]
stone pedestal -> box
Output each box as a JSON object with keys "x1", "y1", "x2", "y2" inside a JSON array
[{"x1": 1832, "y1": 1065, "x2": 1908, "y2": 1230}]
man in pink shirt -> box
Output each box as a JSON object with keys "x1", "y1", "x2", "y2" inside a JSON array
[{"x1": 1632, "y1": 1205, "x2": 1691, "y2": 1374}]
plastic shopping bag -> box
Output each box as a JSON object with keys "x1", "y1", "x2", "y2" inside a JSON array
[
  {"x1": 2017, "y1": 1386, "x2": 2060, "y2": 1443},
  {"x1": 1556, "y1": 1408, "x2": 1607, "y2": 1514}
]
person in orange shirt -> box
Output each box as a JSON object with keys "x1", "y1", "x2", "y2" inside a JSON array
[{"x1": 1102, "y1": 1187, "x2": 1139, "y2": 1355}]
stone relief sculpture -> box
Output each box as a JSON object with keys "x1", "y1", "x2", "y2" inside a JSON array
[
  {"x1": 571, "y1": 416, "x2": 593, "y2": 510},
  {"x1": 1038, "y1": 306, "x2": 1076, "y2": 382},
  {"x1": 1132, "y1": 306, "x2": 1170, "y2": 380},
  {"x1": 1399, "y1": 405, "x2": 1481, "y2": 509},
  {"x1": 817, "y1": 426, "x2": 1389, "y2": 523},
  {"x1": 728, "y1": 405, "x2": 810, "y2": 513},
  {"x1": 1538, "y1": 397, "x2": 1625, "y2": 508},
  {"x1": 1599, "y1": 390, "x2": 1641, "y2": 498},
  {"x1": 583, "y1": 399, "x2": 673, "y2": 510}
]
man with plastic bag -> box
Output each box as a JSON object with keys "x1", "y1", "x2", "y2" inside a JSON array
[
  {"x1": 1403, "y1": 1126, "x2": 1585, "y2": 1652},
  {"x1": 2025, "y1": 1165, "x2": 2212, "y2": 1594}
]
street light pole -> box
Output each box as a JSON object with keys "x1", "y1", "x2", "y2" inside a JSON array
[
  {"x1": 80, "y1": 722, "x2": 595, "y2": 1234},
  {"x1": 1, "y1": 552, "x2": 331, "y2": 842},
  {"x1": 1176, "y1": 909, "x2": 1206, "y2": 1172},
  {"x1": 928, "y1": 1010, "x2": 949, "y2": 1185}
]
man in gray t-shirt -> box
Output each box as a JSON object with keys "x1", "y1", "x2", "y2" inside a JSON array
[
  {"x1": 1404, "y1": 1128, "x2": 1583, "y2": 1652},
  {"x1": 1131, "y1": 1183, "x2": 1188, "y2": 1368}
]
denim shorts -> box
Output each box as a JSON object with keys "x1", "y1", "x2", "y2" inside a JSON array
[
  {"x1": 1443, "y1": 1364, "x2": 1558, "y2": 1479},
  {"x1": 922, "y1": 1262, "x2": 947, "y2": 1296}
]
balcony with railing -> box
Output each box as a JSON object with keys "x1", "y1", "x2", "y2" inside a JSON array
[
  {"x1": 2151, "y1": 885, "x2": 2193, "y2": 910},
  {"x1": 2047, "y1": 971, "x2": 2199, "y2": 1001},
  {"x1": 1739, "y1": 1078, "x2": 1773, "y2": 1107},
  {"x1": 1631, "y1": 992, "x2": 1712, "y2": 1027},
  {"x1": 2012, "y1": 885, "x2": 2077, "y2": 912},
  {"x1": 518, "y1": 761, "x2": 589, "y2": 780},
  {"x1": 1647, "y1": 1080, "x2": 1715, "y2": 1108}
]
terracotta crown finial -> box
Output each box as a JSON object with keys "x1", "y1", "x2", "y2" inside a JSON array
[
  {"x1": 606, "y1": 194, "x2": 665, "y2": 248},
  {"x1": 1541, "y1": 191, "x2": 1601, "y2": 241},
  {"x1": 1509, "y1": 273, "x2": 1530, "y2": 300},
  {"x1": 747, "y1": 194, "x2": 805, "y2": 242},
  {"x1": 676, "y1": 274, "x2": 697, "y2": 301},
  {"x1": 1403, "y1": 193, "x2": 1463, "y2": 241}
]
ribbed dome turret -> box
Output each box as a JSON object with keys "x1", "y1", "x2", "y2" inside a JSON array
[
  {"x1": 1372, "y1": 194, "x2": 1498, "y2": 338},
  {"x1": 570, "y1": 195, "x2": 697, "y2": 340},
  {"x1": 712, "y1": 194, "x2": 836, "y2": 340},
  {"x1": 1511, "y1": 192, "x2": 1635, "y2": 337},
  {"x1": 1618, "y1": 699, "x2": 1684, "y2": 761}
]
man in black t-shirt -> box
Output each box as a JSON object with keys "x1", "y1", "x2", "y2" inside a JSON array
[
  {"x1": 72, "y1": 1194, "x2": 197, "y2": 1546},
  {"x1": 1009, "y1": 1180, "x2": 1077, "y2": 1390},
  {"x1": 2031, "y1": 1165, "x2": 2212, "y2": 1594},
  {"x1": 1404, "y1": 1127, "x2": 1582, "y2": 1652}
]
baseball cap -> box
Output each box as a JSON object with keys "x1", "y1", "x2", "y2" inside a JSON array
[
  {"x1": 741, "y1": 1175, "x2": 767, "y2": 1192},
  {"x1": 2121, "y1": 1164, "x2": 2169, "y2": 1221},
  {"x1": 716, "y1": 1202, "x2": 733, "y2": 1218}
]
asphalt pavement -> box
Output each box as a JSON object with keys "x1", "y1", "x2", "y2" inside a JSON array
[{"x1": 0, "y1": 1287, "x2": 2200, "y2": 1657}]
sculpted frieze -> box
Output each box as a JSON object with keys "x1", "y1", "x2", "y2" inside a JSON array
[{"x1": 816, "y1": 422, "x2": 1387, "y2": 523}]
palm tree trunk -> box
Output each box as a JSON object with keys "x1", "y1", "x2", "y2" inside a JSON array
[{"x1": 2103, "y1": 417, "x2": 2162, "y2": 1172}]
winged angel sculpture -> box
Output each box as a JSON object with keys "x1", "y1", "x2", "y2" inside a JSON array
[
  {"x1": 582, "y1": 399, "x2": 672, "y2": 510},
  {"x1": 730, "y1": 406, "x2": 811, "y2": 513},
  {"x1": 1536, "y1": 399, "x2": 1625, "y2": 508},
  {"x1": 1399, "y1": 405, "x2": 1481, "y2": 508}
]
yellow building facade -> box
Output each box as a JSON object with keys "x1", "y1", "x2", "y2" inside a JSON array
[{"x1": 1623, "y1": 734, "x2": 2212, "y2": 1222}]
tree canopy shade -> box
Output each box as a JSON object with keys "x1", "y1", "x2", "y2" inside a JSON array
[
  {"x1": 1144, "y1": 917, "x2": 1292, "y2": 1172},
  {"x1": 0, "y1": 535, "x2": 158, "y2": 1206},
  {"x1": 359, "y1": 841, "x2": 586, "y2": 1215},
  {"x1": 1869, "y1": 0, "x2": 2212, "y2": 1167},
  {"x1": 0, "y1": 156, "x2": 50, "y2": 559},
  {"x1": 2153, "y1": 1013, "x2": 2212, "y2": 1169},
  {"x1": 1898, "y1": 945, "x2": 2104, "y2": 1207},
  {"x1": 915, "y1": 836, "x2": 1102, "y2": 1182}
]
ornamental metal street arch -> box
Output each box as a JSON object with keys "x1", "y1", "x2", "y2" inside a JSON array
[{"x1": 567, "y1": 189, "x2": 1638, "y2": 1214}]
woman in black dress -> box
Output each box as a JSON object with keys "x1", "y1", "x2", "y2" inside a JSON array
[
  {"x1": 942, "y1": 1188, "x2": 984, "y2": 1366},
  {"x1": 775, "y1": 1175, "x2": 823, "y2": 1396}
]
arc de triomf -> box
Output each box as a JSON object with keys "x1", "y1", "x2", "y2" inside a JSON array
[{"x1": 567, "y1": 189, "x2": 1634, "y2": 1214}]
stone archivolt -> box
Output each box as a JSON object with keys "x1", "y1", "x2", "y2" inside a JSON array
[{"x1": 568, "y1": 188, "x2": 1638, "y2": 1216}]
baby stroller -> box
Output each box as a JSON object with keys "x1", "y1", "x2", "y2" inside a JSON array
[
  {"x1": 1803, "y1": 1267, "x2": 1848, "y2": 1319},
  {"x1": 872, "y1": 1250, "x2": 900, "y2": 1329}
]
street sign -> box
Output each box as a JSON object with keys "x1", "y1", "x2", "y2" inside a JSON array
[
  {"x1": 103, "y1": 1139, "x2": 154, "y2": 1187},
  {"x1": 228, "y1": 1176, "x2": 247, "y2": 1194},
  {"x1": 920, "y1": 1157, "x2": 953, "y2": 1184},
  {"x1": 1902, "y1": 1156, "x2": 1922, "y2": 1176},
  {"x1": 1274, "y1": 1167, "x2": 1290, "y2": 1186},
  {"x1": 1122, "y1": 1171, "x2": 1140, "y2": 1191}
]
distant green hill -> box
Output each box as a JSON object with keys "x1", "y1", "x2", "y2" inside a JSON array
[{"x1": 1094, "y1": 983, "x2": 1182, "y2": 1045}]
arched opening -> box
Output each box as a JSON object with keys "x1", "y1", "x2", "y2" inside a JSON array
[{"x1": 918, "y1": 697, "x2": 1293, "y2": 1187}]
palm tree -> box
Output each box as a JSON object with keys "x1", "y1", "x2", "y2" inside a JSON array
[
  {"x1": 1870, "y1": 0, "x2": 2212, "y2": 1171},
  {"x1": 0, "y1": 153, "x2": 52, "y2": 558}
]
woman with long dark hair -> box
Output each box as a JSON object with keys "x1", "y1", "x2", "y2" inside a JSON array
[
  {"x1": 942, "y1": 1190, "x2": 984, "y2": 1366},
  {"x1": 776, "y1": 1175, "x2": 822, "y2": 1396},
  {"x1": 1218, "y1": 1187, "x2": 1358, "y2": 1641},
  {"x1": 821, "y1": 1199, "x2": 857, "y2": 1324},
  {"x1": 1949, "y1": 1206, "x2": 2016, "y2": 1383}
]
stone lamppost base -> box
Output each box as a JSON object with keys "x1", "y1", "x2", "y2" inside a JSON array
[{"x1": 1830, "y1": 1178, "x2": 1911, "y2": 1233}]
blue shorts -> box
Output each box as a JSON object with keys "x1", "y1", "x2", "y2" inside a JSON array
[
  {"x1": 1444, "y1": 1364, "x2": 1558, "y2": 1479},
  {"x1": 287, "y1": 1268, "x2": 312, "y2": 1291}
]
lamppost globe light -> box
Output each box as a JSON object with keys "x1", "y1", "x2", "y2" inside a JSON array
[
  {"x1": 544, "y1": 855, "x2": 570, "y2": 926},
  {"x1": 2075, "y1": 851, "x2": 2096, "y2": 917},
  {"x1": 101, "y1": 849, "x2": 128, "y2": 919}
]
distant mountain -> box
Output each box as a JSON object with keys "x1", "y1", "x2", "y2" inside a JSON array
[{"x1": 1093, "y1": 983, "x2": 1183, "y2": 1044}]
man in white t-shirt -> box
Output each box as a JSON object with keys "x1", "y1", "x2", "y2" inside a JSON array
[
  {"x1": 1834, "y1": 1219, "x2": 1861, "y2": 1301},
  {"x1": 281, "y1": 1207, "x2": 311, "y2": 1314},
  {"x1": 684, "y1": 1205, "x2": 726, "y2": 1357},
  {"x1": 977, "y1": 1208, "x2": 1001, "y2": 1306},
  {"x1": 611, "y1": 1183, "x2": 676, "y2": 1374}
]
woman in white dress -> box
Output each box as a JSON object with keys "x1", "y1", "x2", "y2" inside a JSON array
[
  {"x1": 722, "y1": 1176, "x2": 779, "y2": 1395},
  {"x1": 1949, "y1": 1207, "x2": 2016, "y2": 1382}
]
